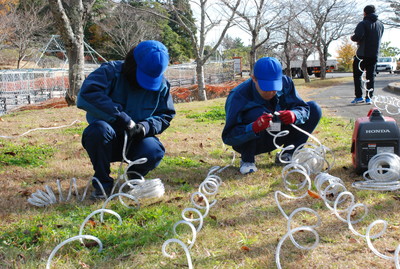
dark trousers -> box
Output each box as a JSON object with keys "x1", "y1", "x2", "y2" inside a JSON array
[
  {"x1": 353, "y1": 56, "x2": 377, "y2": 98},
  {"x1": 82, "y1": 120, "x2": 165, "y2": 191},
  {"x1": 233, "y1": 101, "x2": 322, "y2": 163}
]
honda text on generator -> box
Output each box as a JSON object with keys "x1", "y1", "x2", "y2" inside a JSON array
[{"x1": 351, "y1": 108, "x2": 400, "y2": 174}]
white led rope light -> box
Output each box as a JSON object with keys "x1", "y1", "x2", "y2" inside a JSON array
[
  {"x1": 28, "y1": 131, "x2": 165, "y2": 206},
  {"x1": 162, "y1": 164, "x2": 228, "y2": 268},
  {"x1": 353, "y1": 152, "x2": 400, "y2": 191},
  {"x1": 46, "y1": 235, "x2": 103, "y2": 269}
]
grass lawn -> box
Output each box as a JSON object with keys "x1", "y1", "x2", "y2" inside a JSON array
[{"x1": 0, "y1": 76, "x2": 399, "y2": 268}]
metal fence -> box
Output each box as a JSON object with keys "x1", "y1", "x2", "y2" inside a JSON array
[{"x1": 0, "y1": 60, "x2": 235, "y2": 115}]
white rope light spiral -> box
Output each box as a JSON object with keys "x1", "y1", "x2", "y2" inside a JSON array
[
  {"x1": 353, "y1": 153, "x2": 400, "y2": 191},
  {"x1": 162, "y1": 165, "x2": 228, "y2": 268}
]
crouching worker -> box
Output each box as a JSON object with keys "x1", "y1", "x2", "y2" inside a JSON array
[
  {"x1": 222, "y1": 57, "x2": 322, "y2": 174},
  {"x1": 77, "y1": 40, "x2": 175, "y2": 199}
]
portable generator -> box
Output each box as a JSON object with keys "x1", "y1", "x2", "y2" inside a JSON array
[{"x1": 351, "y1": 108, "x2": 400, "y2": 174}]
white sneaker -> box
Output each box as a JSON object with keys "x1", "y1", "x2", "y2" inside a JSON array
[{"x1": 240, "y1": 161, "x2": 257, "y2": 174}]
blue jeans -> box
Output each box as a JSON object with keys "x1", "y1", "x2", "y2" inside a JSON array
[
  {"x1": 233, "y1": 101, "x2": 322, "y2": 163},
  {"x1": 82, "y1": 120, "x2": 165, "y2": 191}
]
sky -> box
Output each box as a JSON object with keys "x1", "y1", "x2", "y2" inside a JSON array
[{"x1": 203, "y1": 0, "x2": 400, "y2": 59}]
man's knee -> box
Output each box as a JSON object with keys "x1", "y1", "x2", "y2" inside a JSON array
[
  {"x1": 82, "y1": 121, "x2": 116, "y2": 147},
  {"x1": 307, "y1": 101, "x2": 322, "y2": 120}
]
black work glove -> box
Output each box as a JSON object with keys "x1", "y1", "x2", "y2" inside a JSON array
[
  {"x1": 115, "y1": 112, "x2": 132, "y2": 130},
  {"x1": 128, "y1": 123, "x2": 146, "y2": 142}
]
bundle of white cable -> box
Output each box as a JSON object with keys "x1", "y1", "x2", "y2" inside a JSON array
[{"x1": 353, "y1": 152, "x2": 400, "y2": 191}]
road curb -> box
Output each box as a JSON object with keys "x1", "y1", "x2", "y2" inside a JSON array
[{"x1": 387, "y1": 82, "x2": 400, "y2": 92}]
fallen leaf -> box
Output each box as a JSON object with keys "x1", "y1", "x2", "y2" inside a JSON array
[
  {"x1": 241, "y1": 246, "x2": 250, "y2": 251},
  {"x1": 87, "y1": 219, "x2": 96, "y2": 228},
  {"x1": 348, "y1": 238, "x2": 357, "y2": 243},
  {"x1": 308, "y1": 190, "x2": 321, "y2": 199}
]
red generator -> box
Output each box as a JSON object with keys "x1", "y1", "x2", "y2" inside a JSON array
[{"x1": 351, "y1": 108, "x2": 400, "y2": 174}]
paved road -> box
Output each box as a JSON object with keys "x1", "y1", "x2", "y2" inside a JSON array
[{"x1": 308, "y1": 72, "x2": 400, "y2": 121}]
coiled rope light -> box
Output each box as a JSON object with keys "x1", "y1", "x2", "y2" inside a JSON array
[
  {"x1": 267, "y1": 113, "x2": 332, "y2": 174},
  {"x1": 274, "y1": 162, "x2": 321, "y2": 269},
  {"x1": 273, "y1": 116, "x2": 400, "y2": 268},
  {"x1": 162, "y1": 165, "x2": 227, "y2": 268},
  {"x1": 318, "y1": 172, "x2": 400, "y2": 267},
  {"x1": 28, "y1": 132, "x2": 165, "y2": 206},
  {"x1": 352, "y1": 152, "x2": 400, "y2": 191}
]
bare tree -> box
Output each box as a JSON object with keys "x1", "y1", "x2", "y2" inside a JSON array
[
  {"x1": 305, "y1": 0, "x2": 357, "y2": 79},
  {"x1": 291, "y1": 18, "x2": 318, "y2": 83},
  {"x1": 7, "y1": 1, "x2": 50, "y2": 69},
  {"x1": 97, "y1": 2, "x2": 165, "y2": 58},
  {"x1": 222, "y1": 0, "x2": 286, "y2": 71},
  {"x1": 48, "y1": 0, "x2": 97, "y2": 105},
  {"x1": 167, "y1": 0, "x2": 241, "y2": 101},
  {"x1": 277, "y1": 0, "x2": 306, "y2": 77}
]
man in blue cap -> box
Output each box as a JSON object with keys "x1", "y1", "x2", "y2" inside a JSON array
[
  {"x1": 77, "y1": 40, "x2": 175, "y2": 199},
  {"x1": 222, "y1": 57, "x2": 322, "y2": 174}
]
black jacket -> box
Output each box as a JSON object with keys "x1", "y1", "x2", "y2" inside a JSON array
[{"x1": 351, "y1": 13, "x2": 384, "y2": 58}]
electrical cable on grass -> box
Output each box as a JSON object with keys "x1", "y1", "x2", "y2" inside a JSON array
[{"x1": 0, "y1": 120, "x2": 80, "y2": 139}]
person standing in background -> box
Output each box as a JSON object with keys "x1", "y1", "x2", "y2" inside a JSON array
[{"x1": 350, "y1": 4, "x2": 384, "y2": 104}]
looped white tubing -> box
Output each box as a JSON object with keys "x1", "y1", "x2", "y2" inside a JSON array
[
  {"x1": 275, "y1": 226, "x2": 319, "y2": 269},
  {"x1": 333, "y1": 191, "x2": 356, "y2": 222},
  {"x1": 353, "y1": 153, "x2": 400, "y2": 191},
  {"x1": 287, "y1": 207, "x2": 321, "y2": 248},
  {"x1": 28, "y1": 178, "x2": 92, "y2": 207},
  {"x1": 46, "y1": 235, "x2": 102, "y2": 269},
  {"x1": 79, "y1": 209, "x2": 122, "y2": 243},
  {"x1": 282, "y1": 168, "x2": 311, "y2": 195},
  {"x1": 190, "y1": 191, "x2": 210, "y2": 219},
  {"x1": 365, "y1": 220, "x2": 391, "y2": 260},
  {"x1": 162, "y1": 239, "x2": 193, "y2": 269},
  {"x1": 182, "y1": 208, "x2": 204, "y2": 233},
  {"x1": 346, "y1": 203, "x2": 371, "y2": 238},
  {"x1": 172, "y1": 220, "x2": 197, "y2": 249}
]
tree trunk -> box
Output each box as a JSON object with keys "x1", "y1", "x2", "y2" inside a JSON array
[
  {"x1": 65, "y1": 38, "x2": 85, "y2": 105},
  {"x1": 48, "y1": 0, "x2": 95, "y2": 106},
  {"x1": 196, "y1": 63, "x2": 207, "y2": 101},
  {"x1": 301, "y1": 57, "x2": 310, "y2": 83}
]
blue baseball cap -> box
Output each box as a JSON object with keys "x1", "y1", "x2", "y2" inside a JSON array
[
  {"x1": 253, "y1": 57, "x2": 283, "y2": 91},
  {"x1": 134, "y1": 40, "x2": 169, "y2": 91}
]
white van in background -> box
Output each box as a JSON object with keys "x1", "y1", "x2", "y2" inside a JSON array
[{"x1": 376, "y1": 57, "x2": 397, "y2": 74}]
